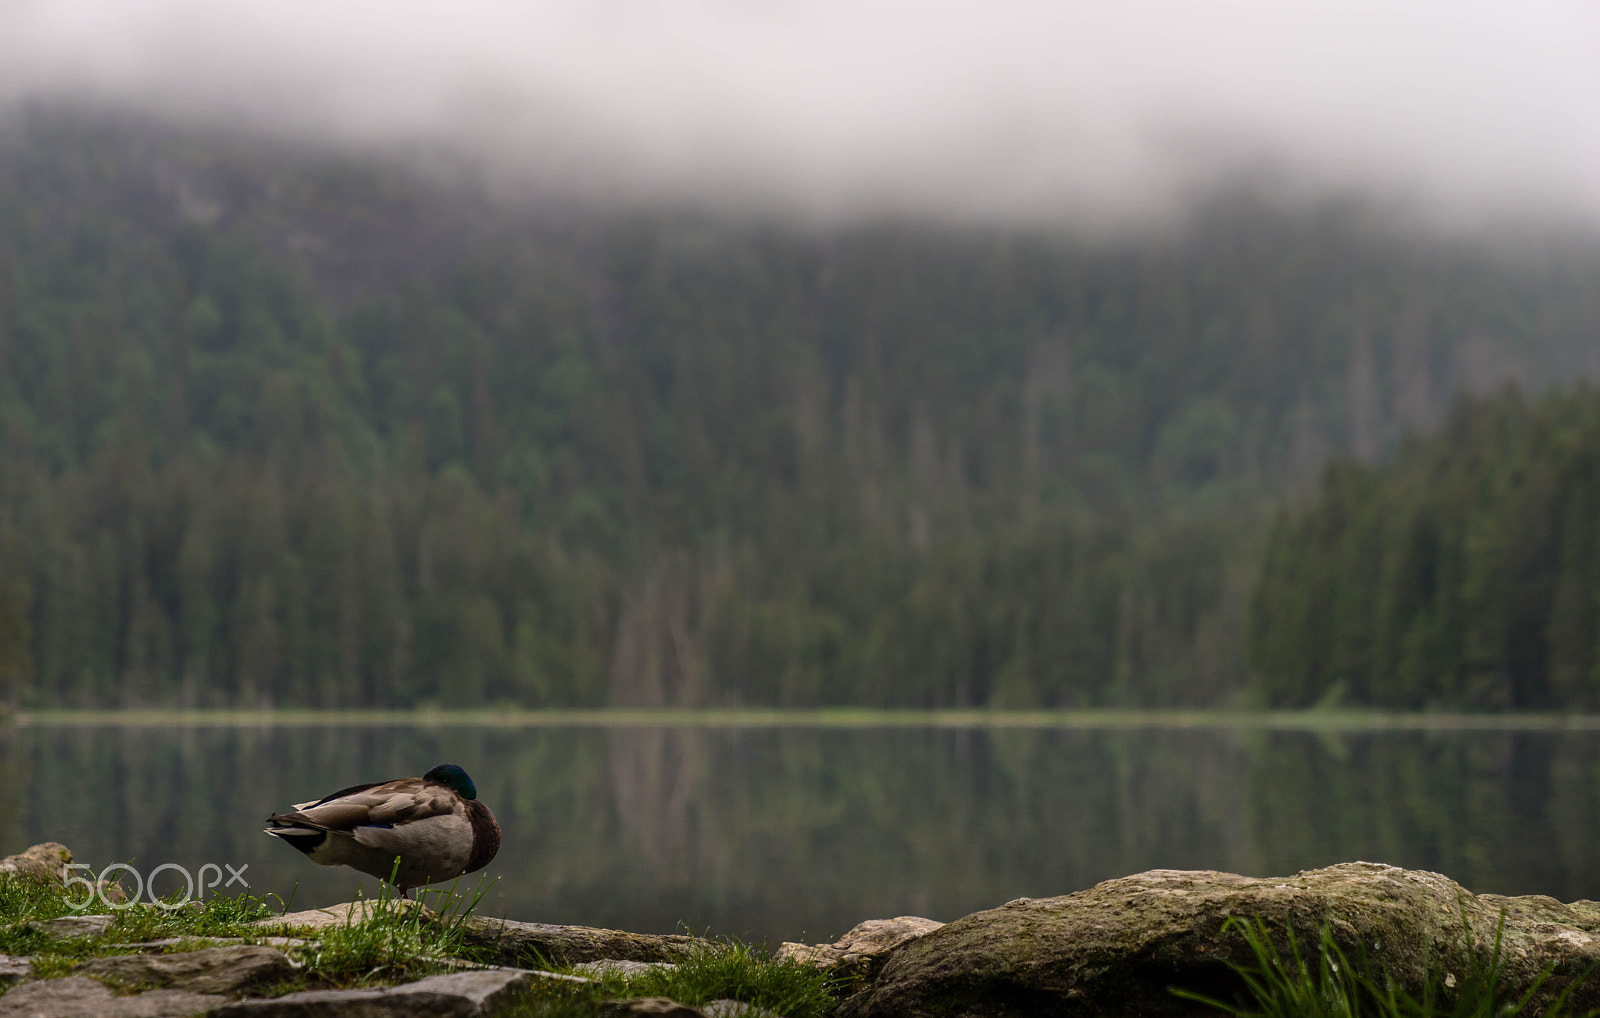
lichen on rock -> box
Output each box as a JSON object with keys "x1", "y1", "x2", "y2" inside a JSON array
[{"x1": 838, "y1": 862, "x2": 1600, "y2": 1018}]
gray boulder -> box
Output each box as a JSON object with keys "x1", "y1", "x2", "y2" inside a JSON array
[
  {"x1": 839, "y1": 862, "x2": 1600, "y2": 1018},
  {"x1": 72, "y1": 945, "x2": 297, "y2": 996},
  {"x1": 0, "y1": 976, "x2": 223, "y2": 1017}
]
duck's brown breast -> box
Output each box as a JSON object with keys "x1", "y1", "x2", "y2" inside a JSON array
[{"x1": 465, "y1": 800, "x2": 500, "y2": 874}]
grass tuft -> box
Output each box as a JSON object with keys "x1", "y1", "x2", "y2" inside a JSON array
[
  {"x1": 285, "y1": 868, "x2": 497, "y2": 988},
  {"x1": 1173, "y1": 911, "x2": 1595, "y2": 1018},
  {"x1": 498, "y1": 942, "x2": 841, "y2": 1018},
  {"x1": 623, "y1": 941, "x2": 839, "y2": 1018}
]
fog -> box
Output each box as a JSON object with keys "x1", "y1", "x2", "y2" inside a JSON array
[{"x1": 2, "y1": 0, "x2": 1597, "y2": 225}]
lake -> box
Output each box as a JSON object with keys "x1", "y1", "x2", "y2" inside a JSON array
[{"x1": 4, "y1": 714, "x2": 1598, "y2": 945}]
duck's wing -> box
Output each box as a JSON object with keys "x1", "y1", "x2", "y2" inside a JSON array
[
  {"x1": 267, "y1": 777, "x2": 460, "y2": 835},
  {"x1": 289, "y1": 780, "x2": 382, "y2": 812}
]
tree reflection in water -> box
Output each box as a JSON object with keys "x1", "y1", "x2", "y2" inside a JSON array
[{"x1": 3, "y1": 722, "x2": 1595, "y2": 943}]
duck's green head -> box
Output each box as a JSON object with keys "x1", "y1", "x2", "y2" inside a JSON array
[{"x1": 424, "y1": 763, "x2": 478, "y2": 800}]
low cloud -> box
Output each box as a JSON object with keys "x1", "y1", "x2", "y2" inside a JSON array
[{"x1": 3, "y1": 0, "x2": 1597, "y2": 224}]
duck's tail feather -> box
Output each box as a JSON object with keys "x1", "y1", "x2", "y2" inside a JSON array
[{"x1": 263, "y1": 824, "x2": 329, "y2": 855}]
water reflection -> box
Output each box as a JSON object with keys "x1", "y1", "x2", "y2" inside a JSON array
[{"x1": 0, "y1": 724, "x2": 1595, "y2": 944}]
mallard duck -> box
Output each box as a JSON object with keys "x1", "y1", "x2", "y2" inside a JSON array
[{"x1": 263, "y1": 763, "x2": 500, "y2": 898}]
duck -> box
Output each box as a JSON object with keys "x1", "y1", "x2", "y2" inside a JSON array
[{"x1": 263, "y1": 763, "x2": 500, "y2": 898}]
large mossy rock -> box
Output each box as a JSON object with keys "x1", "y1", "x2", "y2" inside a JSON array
[{"x1": 839, "y1": 862, "x2": 1600, "y2": 1018}]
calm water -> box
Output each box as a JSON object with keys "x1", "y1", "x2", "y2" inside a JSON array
[{"x1": 3, "y1": 721, "x2": 1597, "y2": 944}]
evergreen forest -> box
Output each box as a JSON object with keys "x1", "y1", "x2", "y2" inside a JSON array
[
  {"x1": 1253, "y1": 385, "x2": 1600, "y2": 710},
  {"x1": 2, "y1": 108, "x2": 1599, "y2": 710}
]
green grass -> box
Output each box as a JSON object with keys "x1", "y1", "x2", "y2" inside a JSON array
[
  {"x1": 1173, "y1": 914, "x2": 1595, "y2": 1018},
  {"x1": 258, "y1": 869, "x2": 498, "y2": 989},
  {"x1": 0, "y1": 872, "x2": 288, "y2": 990},
  {"x1": 497, "y1": 943, "x2": 841, "y2": 1018},
  {"x1": 0, "y1": 873, "x2": 282, "y2": 956},
  {"x1": 0, "y1": 874, "x2": 840, "y2": 1014}
]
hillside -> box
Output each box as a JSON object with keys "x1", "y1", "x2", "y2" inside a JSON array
[
  {"x1": 2, "y1": 107, "x2": 1599, "y2": 708},
  {"x1": 1252, "y1": 385, "x2": 1600, "y2": 709}
]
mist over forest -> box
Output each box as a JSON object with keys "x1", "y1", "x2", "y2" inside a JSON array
[{"x1": 1, "y1": 107, "x2": 1598, "y2": 709}]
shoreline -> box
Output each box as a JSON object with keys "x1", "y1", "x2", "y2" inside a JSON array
[{"x1": 9, "y1": 706, "x2": 1600, "y2": 730}]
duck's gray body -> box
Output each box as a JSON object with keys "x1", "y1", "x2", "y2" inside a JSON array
[{"x1": 263, "y1": 764, "x2": 500, "y2": 896}]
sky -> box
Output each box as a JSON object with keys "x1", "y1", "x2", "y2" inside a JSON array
[{"x1": 1, "y1": 0, "x2": 1597, "y2": 225}]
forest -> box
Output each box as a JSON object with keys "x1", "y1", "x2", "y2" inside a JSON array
[
  {"x1": 2, "y1": 107, "x2": 1600, "y2": 709},
  {"x1": 1252, "y1": 385, "x2": 1600, "y2": 710}
]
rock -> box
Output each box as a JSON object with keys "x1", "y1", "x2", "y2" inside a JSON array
[
  {"x1": 701, "y1": 1001, "x2": 784, "y2": 1018},
  {"x1": 838, "y1": 862, "x2": 1600, "y2": 1018},
  {"x1": 98, "y1": 881, "x2": 131, "y2": 905},
  {"x1": 255, "y1": 900, "x2": 430, "y2": 933},
  {"x1": 108, "y1": 937, "x2": 312, "y2": 951},
  {"x1": 0, "y1": 844, "x2": 127, "y2": 902},
  {"x1": 0, "y1": 975, "x2": 223, "y2": 1017},
  {"x1": 459, "y1": 917, "x2": 718, "y2": 967},
  {"x1": 26, "y1": 914, "x2": 114, "y2": 940},
  {"x1": 777, "y1": 916, "x2": 943, "y2": 981},
  {"x1": 526, "y1": 969, "x2": 593, "y2": 985},
  {"x1": 213, "y1": 967, "x2": 536, "y2": 1017},
  {"x1": 572, "y1": 959, "x2": 678, "y2": 978},
  {"x1": 0, "y1": 842, "x2": 72, "y2": 884},
  {"x1": 72, "y1": 945, "x2": 298, "y2": 995},
  {"x1": 0, "y1": 955, "x2": 32, "y2": 986},
  {"x1": 258, "y1": 902, "x2": 718, "y2": 968},
  {"x1": 599, "y1": 999, "x2": 709, "y2": 1017}
]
